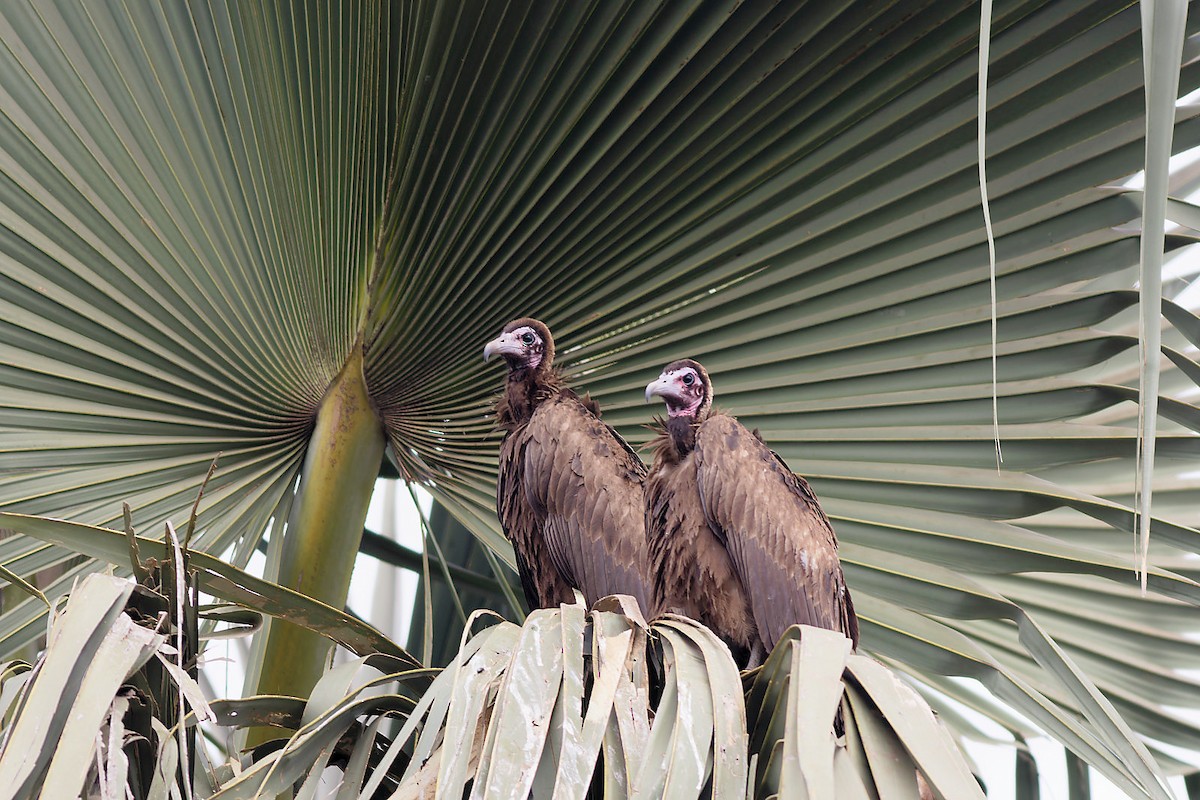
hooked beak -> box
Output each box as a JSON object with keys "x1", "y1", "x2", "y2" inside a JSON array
[
  {"x1": 645, "y1": 374, "x2": 674, "y2": 404},
  {"x1": 484, "y1": 332, "x2": 522, "y2": 363}
]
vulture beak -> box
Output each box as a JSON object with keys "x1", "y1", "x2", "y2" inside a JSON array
[
  {"x1": 484, "y1": 332, "x2": 522, "y2": 362},
  {"x1": 645, "y1": 373, "x2": 674, "y2": 404}
]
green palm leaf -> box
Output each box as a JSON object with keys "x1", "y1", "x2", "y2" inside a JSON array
[{"x1": 2, "y1": 0, "x2": 1199, "y2": 790}]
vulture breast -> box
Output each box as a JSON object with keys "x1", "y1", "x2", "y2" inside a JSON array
[{"x1": 646, "y1": 452, "x2": 758, "y2": 660}]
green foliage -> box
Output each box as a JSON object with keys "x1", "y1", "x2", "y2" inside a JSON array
[
  {"x1": 1, "y1": 0, "x2": 1199, "y2": 793},
  {"x1": 0, "y1": 541, "x2": 206, "y2": 800},
  {"x1": 0, "y1": 550, "x2": 988, "y2": 800}
]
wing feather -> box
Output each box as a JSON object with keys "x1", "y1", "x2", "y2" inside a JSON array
[
  {"x1": 645, "y1": 452, "x2": 759, "y2": 660},
  {"x1": 694, "y1": 414, "x2": 858, "y2": 650},
  {"x1": 498, "y1": 431, "x2": 574, "y2": 608},
  {"x1": 519, "y1": 394, "x2": 650, "y2": 610}
]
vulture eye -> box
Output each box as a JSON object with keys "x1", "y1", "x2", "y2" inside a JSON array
[
  {"x1": 521, "y1": 332, "x2": 535, "y2": 345},
  {"x1": 682, "y1": 373, "x2": 695, "y2": 386}
]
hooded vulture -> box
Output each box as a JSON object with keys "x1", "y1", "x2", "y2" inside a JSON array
[
  {"x1": 644, "y1": 359, "x2": 858, "y2": 666},
  {"x1": 484, "y1": 318, "x2": 649, "y2": 612}
]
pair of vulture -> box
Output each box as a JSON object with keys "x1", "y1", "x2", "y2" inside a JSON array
[{"x1": 484, "y1": 318, "x2": 857, "y2": 667}]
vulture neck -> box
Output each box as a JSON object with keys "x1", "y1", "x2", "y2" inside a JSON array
[
  {"x1": 651, "y1": 414, "x2": 702, "y2": 464},
  {"x1": 496, "y1": 364, "x2": 565, "y2": 430}
]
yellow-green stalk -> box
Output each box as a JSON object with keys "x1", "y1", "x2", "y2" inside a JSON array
[{"x1": 248, "y1": 343, "x2": 384, "y2": 746}]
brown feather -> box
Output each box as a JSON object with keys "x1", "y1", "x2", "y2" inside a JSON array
[
  {"x1": 518, "y1": 395, "x2": 649, "y2": 610},
  {"x1": 693, "y1": 413, "x2": 858, "y2": 650},
  {"x1": 646, "y1": 419, "x2": 758, "y2": 662}
]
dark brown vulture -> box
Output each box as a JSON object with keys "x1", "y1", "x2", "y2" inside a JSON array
[
  {"x1": 484, "y1": 318, "x2": 649, "y2": 612},
  {"x1": 644, "y1": 359, "x2": 858, "y2": 667}
]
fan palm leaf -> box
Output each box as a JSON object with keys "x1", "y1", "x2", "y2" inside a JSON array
[{"x1": 1, "y1": 0, "x2": 1199, "y2": 790}]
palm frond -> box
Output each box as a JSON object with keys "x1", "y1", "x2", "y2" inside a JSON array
[{"x1": 0, "y1": 0, "x2": 1198, "y2": 785}]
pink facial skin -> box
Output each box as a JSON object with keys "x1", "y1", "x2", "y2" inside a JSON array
[
  {"x1": 645, "y1": 366, "x2": 705, "y2": 417},
  {"x1": 484, "y1": 326, "x2": 544, "y2": 370}
]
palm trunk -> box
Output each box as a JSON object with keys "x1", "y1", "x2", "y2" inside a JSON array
[{"x1": 248, "y1": 342, "x2": 385, "y2": 746}]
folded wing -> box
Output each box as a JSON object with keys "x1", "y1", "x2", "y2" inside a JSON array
[
  {"x1": 694, "y1": 414, "x2": 857, "y2": 650},
  {"x1": 516, "y1": 394, "x2": 650, "y2": 611}
]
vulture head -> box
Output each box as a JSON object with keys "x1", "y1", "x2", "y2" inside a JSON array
[
  {"x1": 646, "y1": 359, "x2": 712, "y2": 419},
  {"x1": 484, "y1": 318, "x2": 555, "y2": 372}
]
